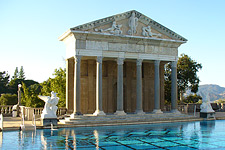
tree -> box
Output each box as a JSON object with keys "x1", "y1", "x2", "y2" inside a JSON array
[
  {"x1": 165, "y1": 54, "x2": 202, "y2": 103},
  {"x1": 21, "y1": 82, "x2": 44, "y2": 107},
  {"x1": 184, "y1": 94, "x2": 202, "y2": 104},
  {"x1": 8, "y1": 78, "x2": 24, "y2": 94},
  {"x1": 18, "y1": 66, "x2": 25, "y2": 80},
  {"x1": 177, "y1": 54, "x2": 202, "y2": 100},
  {"x1": 8, "y1": 74, "x2": 37, "y2": 95},
  {"x1": 40, "y1": 68, "x2": 66, "y2": 107},
  {"x1": 0, "y1": 94, "x2": 17, "y2": 105},
  {"x1": 0, "y1": 71, "x2": 10, "y2": 95},
  {"x1": 12, "y1": 67, "x2": 19, "y2": 80}
]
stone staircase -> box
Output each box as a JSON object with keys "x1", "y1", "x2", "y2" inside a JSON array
[{"x1": 59, "y1": 113, "x2": 199, "y2": 126}]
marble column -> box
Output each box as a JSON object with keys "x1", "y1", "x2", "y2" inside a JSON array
[
  {"x1": 71, "y1": 55, "x2": 82, "y2": 118},
  {"x1": 153, "y1": 60, "x2": 163, "y2": 113},
  {"x1": 135, "y1": 59, "x2": 145, "y2": 114},
  {"x1": 66, "y1": 59, "x2": 69, "y2": 112},
  {"x1": 114, "y1": 58, "x2": 126, "y2": 115},
  {"x1": 93, "y1": 56, "x2": 106, "y2": 116},
  {"x1": 171, "y1": 61, "x2": 180, "y2": 113}
]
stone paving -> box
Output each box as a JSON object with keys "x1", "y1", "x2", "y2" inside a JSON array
[{"x1": 1, "y1": 112, "x2": 225, "y2": 131}]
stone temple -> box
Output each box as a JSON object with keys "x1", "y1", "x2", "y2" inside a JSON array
[{"x1": 59, "y1": 10, "x2": 187, "y2": 118}]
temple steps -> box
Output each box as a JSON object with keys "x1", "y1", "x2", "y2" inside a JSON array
[{"x1": 59, "y1": 113, "x2": 199, "y2": 126}]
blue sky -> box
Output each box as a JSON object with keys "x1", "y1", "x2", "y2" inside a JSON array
[{"x1": 1, "y1": 0, "x2": 225, "y2": 87}]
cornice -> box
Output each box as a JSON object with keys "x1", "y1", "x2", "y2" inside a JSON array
[{"x1": 70, "y1": 10, "x2": 187, "y2": 42}]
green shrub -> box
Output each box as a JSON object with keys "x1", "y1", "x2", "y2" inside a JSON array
[{"x1": 0, "y1": 94, "x2": 17, "y2": 105}]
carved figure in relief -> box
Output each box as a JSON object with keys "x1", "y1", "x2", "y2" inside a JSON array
[
  {"x1": 128, "y1": 12, "x2": 138, "y2": 35},
  {"x1": 94, "y1": 21, "x2": 122, "y2": 35},
  {"x1": 142, "y1": 25, "x2": 162, "y2": 38},
  {"x1": 142, "y1": 26, "x2": 152, "y2": 37},
  {"x1": 105, "y1": 21, "x2": 122, "y2": 34}
]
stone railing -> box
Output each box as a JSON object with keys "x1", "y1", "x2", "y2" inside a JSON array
[
  {"x1": 178, "y1": 105, "x2": 187, "y2": 113},
  {"x1": 164, "y1": 103, "x2": 225, "y2": 114},
  {"x1": 163, "y1": 105, "x2": 188, "y2": 113},
  {"x1": 20, "y1": 107, "x2": 67, "y2": 120},
  {"x1": 0, "y1": 105, "x2": 13, "y2": 116},
  {"x1": 0, "y1": 105, "x2": 67, "y2": 120}
]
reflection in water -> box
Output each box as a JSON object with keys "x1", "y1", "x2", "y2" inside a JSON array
[
  {"x1": 0, "y1": 132, "x2": 2, "y2": 147},
  {"x1": 41, "y1": 131, "x2": 47, "y2": 150},
  {"x1": 0, "y1": 120, "x2": 223, "y2": 149},
  {"x1": 40, "y1": 129, "x2": 59, "y2": 150},
  {"x1": 93, "y1": 130, "x2": 99, "y2": 149},
  {"x1": 72, "y1": 130, "x2": 76, "y2": 149},
  {"x1": 32, "y1": 131, "x2": 35, "y2": 144},
  {"x1": 65, "y1": 129, "x2": 70, "y2": 150},
  {"x1": 200, "y1": 120, "x2": 215, "y2": 130},
  {"x1": 200, "y1": 120, "x2": 215, "y2": 143}
]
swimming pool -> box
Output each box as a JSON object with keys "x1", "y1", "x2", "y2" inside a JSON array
[{"x1": 0, "y1": 120, "x2": 225, "y2": 149}]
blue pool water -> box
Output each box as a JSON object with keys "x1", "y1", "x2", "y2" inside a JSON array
[{"x1": 1, "y1": 120, "x2": 225, "y2": 149}]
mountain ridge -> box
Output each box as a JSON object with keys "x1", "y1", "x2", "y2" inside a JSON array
[{"x1": 185, "y1": 84, "x2": 225, "y2": 102}]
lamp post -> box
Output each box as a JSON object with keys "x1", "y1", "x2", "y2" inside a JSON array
[{"x1": 18, "y1": 84, "x2": 22, "y2": 105}]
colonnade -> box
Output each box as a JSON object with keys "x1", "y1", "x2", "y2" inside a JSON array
[{"x1": 69, "y1": 55, "x2": 179, "y2": 118}]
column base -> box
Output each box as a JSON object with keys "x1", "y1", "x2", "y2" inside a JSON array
[
  {"x1": 93, "y1": 110, "x2": 106, "y2": 116},
  {"x1": 171, "y1": 109, "x2": 181, "y2": 114},
  {"x1": 152, "y1": 109, "x2": 163, "y2": 114},
  {"x1": 70, "y1": 112, "x2": 82, "y2": 118},
  {"x1": 135, "y1": 110, "x2": 145, "y2": 115},
  {"x1": 114, "y1": 110, "x2": 126, "y2": 115}
]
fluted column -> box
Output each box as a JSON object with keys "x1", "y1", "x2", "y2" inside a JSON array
[
  {"x1": 171, "y1": 61, "x2": 180, "y2": 113},
  {"x1": 114, "y1": 58, "x2": 126, "y2": 115},
  {"x1": 93, "y1": 56, "x2": 106, "y2": 116},
  {"x1": 135, "y1": 59, "x2": 145, "y2": 114},
  {"x1": 153, "y1": 60, "x2": 163, "y2": 113},
  {"x1": 71, "y1": 55, "x2": 82, "y2": 118}
]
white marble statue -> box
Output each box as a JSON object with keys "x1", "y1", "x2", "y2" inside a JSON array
[
  {"x1": 200, "y1": 94, "x2": 215, "y2": 113},
  {"x1": 38, "y1": 91, "x2": 59, "y2": 119},
  {"x1": 128, "y1": 12, "x2": 138, "y2": 35}
]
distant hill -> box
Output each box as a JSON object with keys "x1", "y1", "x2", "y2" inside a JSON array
[{"x1": 185, "y1": 84, "x2": 225, "y2": 102}]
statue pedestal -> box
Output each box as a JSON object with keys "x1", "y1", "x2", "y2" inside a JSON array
[
  {"x1": 41, "y1": 114, "x2": 58, "y2": 126},
  {"x1": 12, "y1": 104, "x2": 19, "y2": 117},
  {"x1": 42, "y1": 118, "x2": 58, "y2": 126},
  {"x1": 200, "y1": 112, "x2": 215, "y2": 119}
]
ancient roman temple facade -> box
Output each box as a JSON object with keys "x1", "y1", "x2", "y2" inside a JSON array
[{"x1": 59, "y1": 10, "x2": 187, "y2": 117}]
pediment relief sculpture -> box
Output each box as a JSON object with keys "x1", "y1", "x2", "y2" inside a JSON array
[
  {"x1": 70, "y1": 10, "x2": 187, "y2": 42},
  {"x1": 94, "y1": 21, "x2": 122, "y2": 35},
  {"x1": 128, "y1": 12, "x2": 138, "y2": 36},
  {"x1": 142, "y1": 26, "x2": 162, "y2": 38}
]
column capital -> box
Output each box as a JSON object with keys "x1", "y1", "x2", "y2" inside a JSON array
[
  {"x1": 136, "y1": 59, "x2": 143, "y2": 66},
  {"x1": 96, "y1": 56, "x2": 103, "y2": 63},
  {"x1": 171, "y1": 61, "x2": 177, "y2": 68},
  {"x1": 154, "y1": 60, "x2": 160, "y2": 66},
  {"x1": 117, "y1": 58, "x2": 125, "y2": 65},
  {"x1": 74, "y1": 55, "x2": 82, "y2": 63}
]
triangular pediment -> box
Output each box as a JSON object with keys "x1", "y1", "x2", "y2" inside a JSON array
[{"x1": 71, "y1": 10, "x2": 187, "y2": 42}]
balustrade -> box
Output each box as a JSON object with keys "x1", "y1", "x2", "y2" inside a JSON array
[
  {"x1": 0, "y1": 105, "x2": 67, "y2": 119},
  {"x1": 0, "y1": 105, "x2": 13, "y2": 116}
]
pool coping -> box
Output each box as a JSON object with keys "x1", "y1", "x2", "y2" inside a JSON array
[{"x1": 2, "y1": 112, "x2": 225, "y2": 131}]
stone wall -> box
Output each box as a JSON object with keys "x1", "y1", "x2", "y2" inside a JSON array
[{"x1": 67, "y1": 59, "x2": 165, "y2": 114}]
